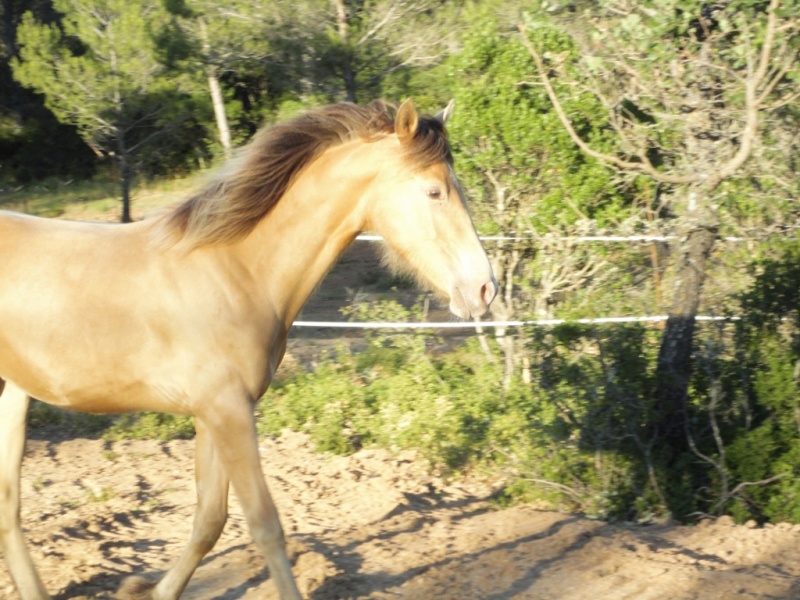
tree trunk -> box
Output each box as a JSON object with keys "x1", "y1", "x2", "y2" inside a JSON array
[
  {"x1": 207, "y1": 70, "x2": 232, "y2": 157},
  {"x1": 654, "y1": 225, "x2": 717, "y2": 443},
  {"x1": 199, "y1": 18, "x2": 232, "y2": 158},
  {"x1": 117, "y1": 133, "x2": 132, "y2": 223},
  {"x1": 331, "y1": 0, "x2": 357, "y2": 102},
  {"x1": 342, "y1": 60, "x2": 358, "y2": 103},
  {"x1": 332, "y1": 0, "x2": 347, "y2": 39}
]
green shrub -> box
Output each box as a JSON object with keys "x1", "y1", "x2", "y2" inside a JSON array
[
  {"x1": 102, "y1": 412, "x2": 195, "y2": 442},
  {"x1": 27, "y1": 401, "x2": 112, "y2": 436},
  {"x1": 256, "y1": 299, "x2": 673, "y2": 520}
]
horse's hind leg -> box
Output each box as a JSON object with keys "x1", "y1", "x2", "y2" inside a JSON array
[
  {"x1": 118, "y1": 419, "x2": 230, "y2": 600},
  {"x1": 0, "y1": 379, "x2": 49, "y2": 599}
]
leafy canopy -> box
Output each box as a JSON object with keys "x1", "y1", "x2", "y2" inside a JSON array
[
  {"x1": 444, "y1": 17, "x2": 627, "y2": 234},
  {"x1": 12, "y1": 0, "x2": 180, "y2": 150}
]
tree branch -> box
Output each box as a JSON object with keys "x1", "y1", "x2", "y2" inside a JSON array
[
  {"x1": 518, "y1": 24, "x2": 699, "y2": 185},
  {"x1": 713, "y1": 473, "x2": 788, "y2": 514},
  {"x1": 752, "y1": 0, "x2": 780, "y2": 89},
  {"x1": 757, "y1": 49, "x2": 799, "y2": 107},
  {"x1": 711, "y1": 0, "x2": 783, "y2": 187}
]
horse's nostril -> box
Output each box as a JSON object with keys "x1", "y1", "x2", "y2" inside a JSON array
[{"x1": 481, "y1": 280, "x2": 498, "y2": 307}]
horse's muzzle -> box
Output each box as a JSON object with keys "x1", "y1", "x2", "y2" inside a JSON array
[{"x1": 450, "y1": 276, "x2": 498, "y2": 319}]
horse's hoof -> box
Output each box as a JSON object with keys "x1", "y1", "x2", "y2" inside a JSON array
[{"x1": 116, "y1": 576, "x2": 157, "y2": 600}]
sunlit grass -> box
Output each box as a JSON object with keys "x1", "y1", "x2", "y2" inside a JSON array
[{"x1": 0, "y1": 169, "x2": 202, "y2": 222}]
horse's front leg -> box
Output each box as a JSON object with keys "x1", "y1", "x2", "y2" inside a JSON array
[
  {"x1": 118, "y1": 419, "x2": 230, "y2": 600},
  {"x1": 202, "y1": 396, "x2": 302, "y2": 600},
  {"x1": 0, "y1": 380, "x2": 50, "y2": 600}
]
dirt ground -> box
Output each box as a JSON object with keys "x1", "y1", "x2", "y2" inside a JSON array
[{"x1": 0, "y1": 429, "x2": 799, "y2": 600}]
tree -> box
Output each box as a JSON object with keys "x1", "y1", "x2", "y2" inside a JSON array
[
  {"x1": 12, "y1": 0, "x2": 185, "y2": 221},
  {"x1": 444, "y1": 12, "x2": 629, "y2": 387},
  {"x1": 316, "y1": 0, "x2": 457, "y2": 103},
  {"x1": 160, "y1": 0, "x2": 287, "y2": 156},
  {"x1": 0, "y1": 0, "x2": 96, "y2": 182},
  {"x1": 521, "y1": 0, "x2": 799, "y2": 514}
]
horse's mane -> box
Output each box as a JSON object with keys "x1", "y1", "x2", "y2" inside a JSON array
[{"x1": 159, "y1": 100, "x2": 452, "y2": 249}]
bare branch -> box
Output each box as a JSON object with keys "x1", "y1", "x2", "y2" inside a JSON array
[
  {"x1": 757, "y1": 49, "x2": 800, "y2": 106},
  {"x1": 713, "y1": 474, "x2": 788, "y2": 513},
  {"x1": 752, "y1": 0, "x2": 780, "y2": 89},
  {"x1": 767, "y1": 87, "x2": 800, "y2": 111},
  {"x1": 518, "y1": 24, "x2": 699, "y2": 185},
  {"x1": 712, "y1": 0, "x2": 784, "y2": 186},
  {"x1": 523, "y1": 478, "x2": 585, "y2": 503}
]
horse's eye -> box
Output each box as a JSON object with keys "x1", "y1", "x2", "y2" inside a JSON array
[{"x1": 426, "y1": 188, "x2": 442, "y2": 200}]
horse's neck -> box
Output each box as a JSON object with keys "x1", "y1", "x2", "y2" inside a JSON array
[{"x1": 229, "y1": 140, "x2": 376, "y2": 328}]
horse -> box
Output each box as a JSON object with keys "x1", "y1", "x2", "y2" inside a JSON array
[{"x1": 0, "y1": 98, "x2": 497, "y2": 600}]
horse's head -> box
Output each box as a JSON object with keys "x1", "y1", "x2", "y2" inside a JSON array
[{"x1": 365, "y1": 99, "x2": 497, "y2": 319}]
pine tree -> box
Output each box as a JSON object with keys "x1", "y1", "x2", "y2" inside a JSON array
[{"x1": 12, "y1": 0, "x2": 181, "y2": 221}]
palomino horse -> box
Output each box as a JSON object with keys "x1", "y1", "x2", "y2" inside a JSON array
[{"x1": 0, "y1": 99, "x2": 496, "y2": 599}]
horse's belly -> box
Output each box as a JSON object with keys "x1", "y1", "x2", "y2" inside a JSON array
[
  {"x1": 0, "y1": 347, "x2": 187, "y2": 412},
  {"x1": 0, "y1": 308, "x2": 196, "y2": 415}
]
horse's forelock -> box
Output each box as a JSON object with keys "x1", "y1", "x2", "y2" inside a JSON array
[{"x1": 407, "y1": 116, "x2": 453, "y2": 174}]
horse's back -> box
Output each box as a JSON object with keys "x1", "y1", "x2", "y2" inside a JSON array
[
  {"x1": 1, "y1": 208, "x2": 132, "y2": 254},
  {"x1": 0, "y1": 211, "x2": 149, "y2": 316}
]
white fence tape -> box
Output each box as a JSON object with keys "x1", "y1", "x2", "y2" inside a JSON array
[
  {"x1": 292, "y1": 315, "x2": 739, "y2": 329},
  {"x1": 321, "y1": 234, "x2": 755, "y2": 330}
]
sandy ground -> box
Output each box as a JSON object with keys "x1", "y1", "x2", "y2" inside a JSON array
[{"x1": 1, "y1": 430, "x2": 799, "y2": 600}]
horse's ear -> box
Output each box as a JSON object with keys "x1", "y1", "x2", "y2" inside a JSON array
[
  {"x1": 434, "y1": 99, "x2": 455, "y2": 125},
  {"x1": 395, "y1": 98, "x2": 418, "y2": 144}
]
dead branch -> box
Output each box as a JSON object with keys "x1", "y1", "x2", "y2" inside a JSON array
[
  {"x1": 519, "y1": 0, "x2": 795, "y2": 192},
  {"x1": 518, "y1": 24, "x2": 698, "y2": 185}
]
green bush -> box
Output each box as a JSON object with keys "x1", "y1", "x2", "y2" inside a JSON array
[
  {"x1": 27, "y1": 401, "x2": 195, "y2": 442},
  {"x1": 256, "y1": 300, "x2": 670, "y2": 520},
  {"x1": 255, "y1": 282, "x2": 800, "y2": 525},
  {"x1": 718, "y1": 242, "x2": 800, "y2": 523},
  {"x1": 27, "y1": 401, "x2": 111, "y2": 436},
  {"x1": 102, "y1": 412, "x2": 195, "y2": 442}
]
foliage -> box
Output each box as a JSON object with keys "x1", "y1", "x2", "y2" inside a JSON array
[
  {"x1": 258, "y1": 301, "x2": 661, "y2": 520},
  {"x1": 27, "y1": 401, "x2": 111, "y2": 436},
  {"x1": 26, "y1": 401, "x2": 194, "y2": 442},
  {"x1": 721, "y1": 242, "x2": 800, "y2": 522},
  {"x1": 0, "y1": 1, "x2": 94, "y2": 183},
  {"x1": 0, "y1": 102, "x2": 96, "y2": 183},
  {"x1": 13, "y1": 1, "x2": 182, "y2": 151},
  {"x1": 518, "y1": 0, "x2": 800, "y2": 522},
  {"x1": 254, "y1": 273, "x2": 800, "y2": 524},
  {"x1": 446, "y1": 22, "x2": 625, "y2": 231},
  {"x1": 102, "y1": 412, "x2": 195, "y2": 442},
  {"x1": 424, "y1": 13, "x2": 642, "y2": 394}
]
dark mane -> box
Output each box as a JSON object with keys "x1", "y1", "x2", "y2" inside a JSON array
[{"x1": 159, "y1": 101, "x2": 451, "y2": 249}]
